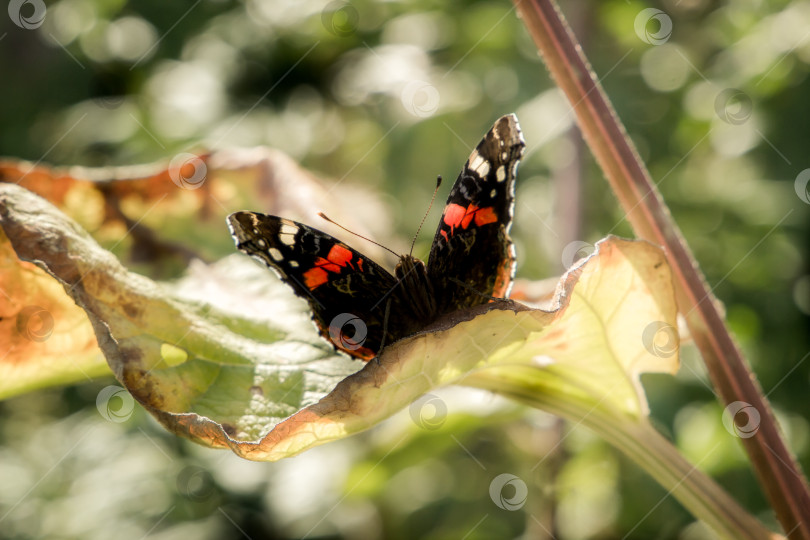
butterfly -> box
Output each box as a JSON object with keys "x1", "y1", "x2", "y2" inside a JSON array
[{"x1": 228, "y1": 114, "x2": 525, "y2": 360}]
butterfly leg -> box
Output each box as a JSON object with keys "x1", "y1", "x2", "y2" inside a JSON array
[{"x1": 374, "y1": 298, "x2": 393, "y2": 365}]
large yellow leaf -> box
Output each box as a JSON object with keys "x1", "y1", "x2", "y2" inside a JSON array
[{"x1": 0, "y1": 183, "x2": 678, "y2": 462}]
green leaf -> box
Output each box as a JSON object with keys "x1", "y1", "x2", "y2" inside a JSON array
[
  {"x1": 0, "y1": 182, "x2": 678, "y2": 461},
  {"x1": 0, "y1": 183, "x2": 362, "y2": 456},
  {"x1": 1, "y1": 183, "x2": 775, "y2": 538}
]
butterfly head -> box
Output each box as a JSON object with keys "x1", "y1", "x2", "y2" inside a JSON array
[
  {"x1": 394, "y1": 254, "x2": 426, "y2": 281},
  {"x1": 394, "y1": 254, "x2": 437, "y2": 320}
]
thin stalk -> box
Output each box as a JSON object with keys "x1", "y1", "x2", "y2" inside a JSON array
[
  {"x1": 512, "y1": 0, "x2": 810, "y2": 536},
  {"x1": 462, "y1": 369, "x2": 780, "y2": 540}
]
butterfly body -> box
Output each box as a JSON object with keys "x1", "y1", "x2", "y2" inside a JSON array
[
  {"x1": 228, "y1": 115, "x2": 525, "y2": 360},
  {"x1": 393, "y1": 254, "x2": 436, "y2": 322}
]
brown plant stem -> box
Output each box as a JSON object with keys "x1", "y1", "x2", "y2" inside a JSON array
[{"x1": 512, "y1": 0, "x2": 810, "y2": 537}]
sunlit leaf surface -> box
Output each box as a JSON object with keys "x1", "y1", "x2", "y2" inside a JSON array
[
  {"x1": 0, "y1": 183, "x2": 362, "y2": 453},
  {"x1": 0, "y1": 229, "x2": 108, "y2": 398},
  {"x1": 0, "y1": 182, "x2": 677, "y2": 461}
]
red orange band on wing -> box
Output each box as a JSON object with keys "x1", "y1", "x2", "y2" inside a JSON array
[
  {"x1": 491, "y1": 256, "x2": 513, "y2": 298},
  {"x1": 443, "y1": 203, "x2": 468, "y2": 233},
  {"x1": 303, "y1": 266, "x2": 329, "y2": 289},
  {"x1": 302, "y1": 244, "x2": 363, "y2": 290},
  {"x1": 473, "y1": 206, "x2": 497, "y2": 226},
  {"x1": 442, "y1": 203, "x2": 498, "y2": 237},
  {"x1": 328, "y1": 244, "x2": 353, "y2": 266}
]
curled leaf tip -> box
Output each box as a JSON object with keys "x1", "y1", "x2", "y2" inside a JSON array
[{"x1": 1, "y1": 185, "x2": 678, "y2": 462}]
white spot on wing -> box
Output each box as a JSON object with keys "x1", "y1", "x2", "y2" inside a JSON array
[
  {"x1": 496, "y1": 166, "x2": 506, "y2": 182},
  {"x1": 257, "y1": 238, "x2": 267, "y2": 248},
  {"x1": 490, "y1": 188, "x2": 496, "y2": 198},
  {"x1": 289, "y1": 260, "x2": 299, "y2": 268},
  {"x1": 279, "y1": 222, "x2": 298, "y2": 245},
  {"x1": 269, "y1": 248, "x2": 283, "y2": 261},
  {"x1": 469, "y1": 151, "x2": 490, "y2": 177},
  {"x1": 477, "y1": 160, "x2": 490, "y2": 176}
]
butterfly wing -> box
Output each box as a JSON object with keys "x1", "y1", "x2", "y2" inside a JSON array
[
  {"x1": 426, "y1": 114, "x2": 525, "y2": 312},
  {"x1": 228, "y1": 212, "x2": 402, "y2": 360}
]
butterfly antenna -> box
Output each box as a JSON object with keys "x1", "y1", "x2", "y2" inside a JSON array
[
  {"x1": 409, "y1": 175, "x2": 443, "y2": 256},
  {"x1": 318, "y1": 212, "x2": 400, "y2": 258}
]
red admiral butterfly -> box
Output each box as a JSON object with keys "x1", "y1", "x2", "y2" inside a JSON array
[{"x1": 228, "y1": 114, "x2": 525, "y2": 361}]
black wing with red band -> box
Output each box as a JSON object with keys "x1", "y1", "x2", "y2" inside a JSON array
[
  {"x1": 228, "y1": 114, "x2": 524, "y2": 361},
  {"x1": 427, "y1": 114, "x2": 525, "y2": 312},
  {"x1": 227, "y1": 213, "x2": 399, "y2": 360}
]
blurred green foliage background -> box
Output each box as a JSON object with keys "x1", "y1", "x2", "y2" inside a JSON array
[{"x1": 1, "y1": 0, "x2": 809, "y2": 538}]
